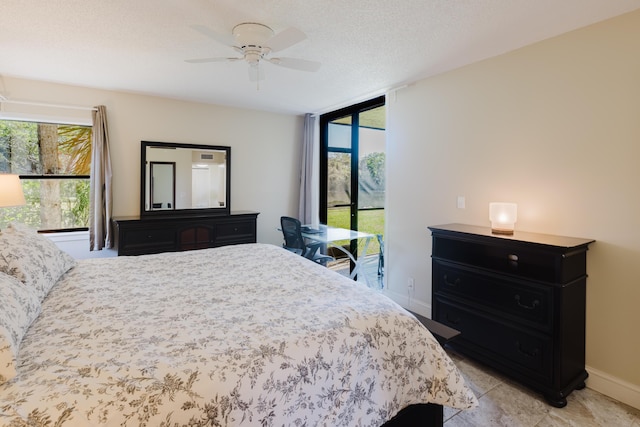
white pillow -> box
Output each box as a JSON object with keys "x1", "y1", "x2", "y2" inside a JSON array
[
  {"x1": 0, "y1": 272, "x2": 41, "y2": 384},
  {"x1": 0, "y1": 223, "x2": 76, "y2": 301}
]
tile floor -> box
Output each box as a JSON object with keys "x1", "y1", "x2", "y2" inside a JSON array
[{"x1": 443, "y1": 348, "x2": 640, "y2": 426}]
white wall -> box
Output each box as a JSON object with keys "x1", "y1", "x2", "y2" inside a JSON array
[
  {"x1": 1, "y1": 77, "x2": 304, "y2": 252},
  {"x1": 384, "y1": 10, "x2": 640, "y2": 409}
]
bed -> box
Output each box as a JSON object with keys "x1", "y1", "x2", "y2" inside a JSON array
[{"x1": 0, "y1": 223, "x2": 476, "y2": 426}]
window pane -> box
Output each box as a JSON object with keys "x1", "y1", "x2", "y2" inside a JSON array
[
  {"x1": 0, "y1": 121, "x2": 92, "y2": 175},
  {"x1": 327, "y1": 152, "x2": 351, "y2": 209},
  {"x1": 358, "y1": 130, "x2": 385, "y2": 209},
  {"x1": 0, "y1": 121, "x2": 40, "y2": 173},
  {"x1": 1, "y1": 120, "x2": 92, "y2": 231},
  {"x1": 0, "y1": 178, "x2": 90, "y2": 230},
  {"x1": 328, "y1": 121, "x2": 351, "y2": 149}
]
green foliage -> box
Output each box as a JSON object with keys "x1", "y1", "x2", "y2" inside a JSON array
[
  {"x1": 327, "y1": 152, "x2": 352, "y2": 206},
  {"x1": 328, "y1": 151, "x2": 385, "y2": 209},
  {"x1": 58, "y1": 125, "x2": 92, "y2": 174},
  {"x1": 69, "y1": 180, "x2": 90, "y2": 227},
  {"x1": 362, "y1": 152, "x2": 385, "y2": 186},
  {"x1": 0, "y1": 179, "x2": 90, "y2": 229},
  {"x1": 0, "y1": 121, "x2": 39, "y2": 173},
  {"x1": 0, "y1": 120, "x2": 92, "y2": 230}
]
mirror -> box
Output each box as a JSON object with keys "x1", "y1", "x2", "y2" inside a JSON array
[
  {"x1": 150, "y1": 162, "x2": 175, "y2": 210},
  {"x1": 141, "y1": 141, "x2": 230, "y2": 218}
]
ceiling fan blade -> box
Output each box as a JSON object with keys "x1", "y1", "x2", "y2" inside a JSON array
[
  {"x1": 248, "y1": 64, "x2": 265, "y2": 82},
  {"x1": 190, "y1": 24, "x2": 235, "y2": 46},
  {"x1": 185, "y1": 57, "x2": 241, "y2": 64},
  {"x1": 267, "y1": 57, "x2": 321, "y2": 72},
  {"x1": 267, "y1": 27, "x2": 307, "y2": 52}
]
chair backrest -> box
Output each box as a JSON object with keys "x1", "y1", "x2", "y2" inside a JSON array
[{"x1": 280, "y1": 216, "x2": 305, "y2": 251}]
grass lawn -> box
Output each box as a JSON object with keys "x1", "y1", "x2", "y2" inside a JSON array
[{"x1": 327, "y1": 207, "x2": 384, "y2": 254}]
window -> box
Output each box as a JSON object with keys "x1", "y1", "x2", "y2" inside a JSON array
[
  {"x1": 320, "y1": 96, "x2": 386, "y2": 234},
  {"x1": 0, "y1": 120, "x2": 92, "y2": 231}
]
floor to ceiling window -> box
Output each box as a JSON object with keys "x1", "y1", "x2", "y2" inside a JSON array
[{"x1": 319, "y1": 96, "x2": 386, "y2": 274}]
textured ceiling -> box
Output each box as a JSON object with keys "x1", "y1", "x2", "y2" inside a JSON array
[{"x1": 1, "y1": 0, "x2": 639, "y2": 115}]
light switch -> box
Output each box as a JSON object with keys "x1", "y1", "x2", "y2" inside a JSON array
[{"x1": 457, "y1": 196, "x2": 466, "y2": 209}]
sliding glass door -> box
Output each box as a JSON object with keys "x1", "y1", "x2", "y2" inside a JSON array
[{"x1": 319, "y1": 96, "x2": 386, "y2": 275}]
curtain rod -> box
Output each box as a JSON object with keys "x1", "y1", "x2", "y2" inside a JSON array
[{"x1": 0, "y1": 98, "x2": 97, "y2": 112}]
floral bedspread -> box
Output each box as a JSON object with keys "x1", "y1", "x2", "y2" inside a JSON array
[{"x1": 0, "y1": 243, "x2": 476, "y2": 426}]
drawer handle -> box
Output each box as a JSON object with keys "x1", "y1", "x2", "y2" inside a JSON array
[
  {"x1": 514, "y1": 294, "x2": 540, "y2": 310},
  {"x1": 443, "y1": 274, "x2": 461, "y2": 287},
  {"x1": 516, "y1": 341, "x2": 540, "y2": 358}
]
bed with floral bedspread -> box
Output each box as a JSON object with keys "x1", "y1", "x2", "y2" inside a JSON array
[{"x1": 0, "y1": 226, "x2": 476, "y2": 427}]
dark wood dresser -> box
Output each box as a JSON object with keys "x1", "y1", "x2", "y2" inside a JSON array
[
  {"x1": 113, "y1": 211, "x2": 259, "y2": 256},
  {"x1": 428, "y1": 223, "x2": 594, "y2": 407}
]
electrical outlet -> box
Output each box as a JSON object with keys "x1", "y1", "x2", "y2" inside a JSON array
[
  {"x1": 457, "y1": 196, "x2": 466, "y2": 209},
  {"x1": 407, "y1": 277, "x2": 415, "y2": 292}
]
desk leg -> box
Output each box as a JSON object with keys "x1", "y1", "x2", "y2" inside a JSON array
[{"x1": 349, "y1": 236, "x2": 372, "y2": 287}]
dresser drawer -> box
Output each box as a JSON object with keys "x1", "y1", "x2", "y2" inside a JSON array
[
  {"x1": 435, "y1": 298, "x2": 553, "y2": 382},
  {"x1": 178, "y1": 225, "x2": 214, "y2": 250},
  {"x1": 433, "y1": 235, "x2": 558, "y2": 282},
  {"x1": 215, "y1": 220, "x2": 256, "y2": 244},
  {"x1": 120, "y1": 228, "x2": 176, "y2": 255},
  {"x1": 433, "y1": 261, "x2": 552, "y2": 331}
]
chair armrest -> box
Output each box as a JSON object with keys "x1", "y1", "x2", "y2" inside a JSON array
[
  {"x1": 303, "y1": 241, "x2": 323, "y2": 258},
  {"x1": 283, "y1": 246, "x2": 303, "y2": 256}
]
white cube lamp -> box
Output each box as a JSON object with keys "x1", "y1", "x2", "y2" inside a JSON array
[
  {"x1": 489, "y1": 202, "x2": 517, "y2": 235},
  {"x1": 0, "y1": 174, "x2": 26, "y2": 207}
]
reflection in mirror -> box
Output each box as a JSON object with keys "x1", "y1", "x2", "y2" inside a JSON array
[
  {"x1": 141, "y1": 141, "x2": 230, "y2": 217},
  {"x1": 150, "y1": 162, "x2": 175, "y2": 210}
]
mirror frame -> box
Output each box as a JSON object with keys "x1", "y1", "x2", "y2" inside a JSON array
[{"x1": 140, "y1": 141, "x2": 231, "y2": 218}]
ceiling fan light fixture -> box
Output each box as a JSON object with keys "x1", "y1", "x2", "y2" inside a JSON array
[
  {"x1": 245, "y1": 51, "x2": 262, "y2": 65},
  {"x1": 232, "y1": 23, "x2": 274, "y2": 48}
]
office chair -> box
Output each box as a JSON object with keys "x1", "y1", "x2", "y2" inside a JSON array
[{"x1": 280, "y1": 216, "x2": 333, "y2": 266}]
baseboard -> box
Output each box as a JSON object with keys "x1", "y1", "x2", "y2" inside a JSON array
[
  {"x1": 586, "y1": 365, "x2": 640, "y2": 410},
  {"x1": 383, "y1": 288, "x2": 432, "y2": 318},
  {"x1": 43, "y1": 230, "x2": 118, "y2": 259}
]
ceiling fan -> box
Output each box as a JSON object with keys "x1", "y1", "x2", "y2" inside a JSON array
[{"x1": 186, "y1": 22, "x2": 321, "y2": 82}]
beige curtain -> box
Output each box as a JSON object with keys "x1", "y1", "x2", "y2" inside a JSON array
[
  {"x1": 298, "y1": 113, "x2": 319, "y2": 225},
  {"x1": 89, "y1": 105, "x2": 113, "y2": 250}
]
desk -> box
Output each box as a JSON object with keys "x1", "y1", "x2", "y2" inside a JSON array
[{"x1": 301, "y1": 225, "x2": 375, "y2": 286}]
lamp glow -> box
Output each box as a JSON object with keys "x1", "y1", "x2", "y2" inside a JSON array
[
  {"x1": 489, "y1": 202, "x2": 517, "y2": 235},
  {"x1": 0, "y1": 174, "x2": 26, "y2": 208}
]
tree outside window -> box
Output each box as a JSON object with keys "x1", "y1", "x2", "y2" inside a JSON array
[{"x1": 0, "y1": 120, "x2": 92, "y2": 231}]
